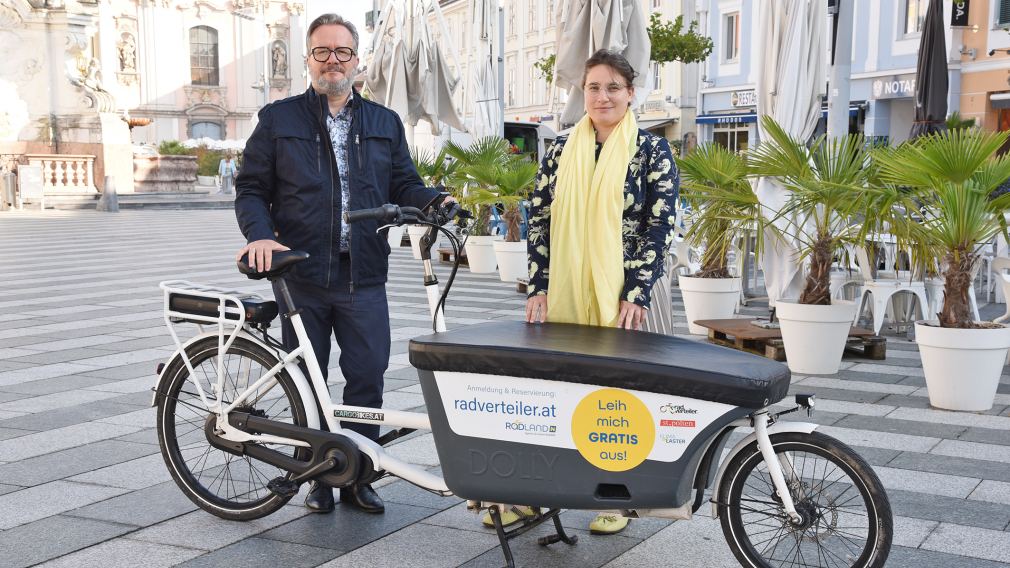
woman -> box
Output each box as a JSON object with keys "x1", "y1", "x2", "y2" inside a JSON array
[
  {"x1": 522, "y1": 49, "x2": 678, "y2": 534},
  {"x1": 217, "y1": 153, "x2": 238, "y2": 195}
]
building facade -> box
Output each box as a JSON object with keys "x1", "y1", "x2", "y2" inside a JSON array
[
  {"x1": 0, "y1": 0, "x2": 303, "y2": 193},
  {"x1": 696, "y1": 0, "x2": 971, "y2": 150},
  {"x1": 959, "y1": 0, "x2": 1010, "y2": 140}
]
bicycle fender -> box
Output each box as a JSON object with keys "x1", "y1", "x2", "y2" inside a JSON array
[
  {"x1": 709, "y1": 421, "x2": 819, "y2": 518},
  {"x1": 150, "y1": 331, "x2": 321, "y2": 432}
]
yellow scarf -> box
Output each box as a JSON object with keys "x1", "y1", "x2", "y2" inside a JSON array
[{"x1": 546, "y1": 109, "x2": 638, "y2": 326}]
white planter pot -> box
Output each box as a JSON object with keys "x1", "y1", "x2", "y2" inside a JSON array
[
  {"x1": 464, "y1": 235, "x2": 500, "y2": 273},
  {"x1": 915, "y1": 321, "x2": 1010, "y2": 411},
  {"x1": 196, "y1": 175, "x2": 217, "y2": 187},
  {"x1": 492, "y1": 239, "x2": 527, "y2": 283},
  {"x1": 678, "y1": 276, "x2": 742, "y2": 335},
  {"x1": 776, "y1": 300, "x2": 857, "y2": 375},
  {"x1": 408, "y1": 225, "x2": 437, "y2": 260},
  {"x1": 385, "y1": 225, "x2": 406, "y2": 249}
]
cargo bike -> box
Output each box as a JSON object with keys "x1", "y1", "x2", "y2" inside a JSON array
[{"x1": 153, "y1": 200, "x2": 893, "y2": 567}]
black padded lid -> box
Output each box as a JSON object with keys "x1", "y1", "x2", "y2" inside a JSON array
[{"x1": 409, "y1": 321, "x2": 791, "y2": 408}]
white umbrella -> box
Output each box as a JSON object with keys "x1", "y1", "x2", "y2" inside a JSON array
[
  {"x1": 554, "y1": 0, "x2": 651, "y2": 127},
  {"x1": 366, "y1": 0, "x2": 464, "y2": 136},
  {"x1": 469, "y1": 0, "x2": 502, "y2": 139},
  {"x1": 754, "y1": 0, "x2": 826, "y2": 307}
]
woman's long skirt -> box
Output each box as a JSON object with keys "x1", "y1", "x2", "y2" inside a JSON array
[{"x1": 642, "y1": 254, "x2": 674, "y2": 336}]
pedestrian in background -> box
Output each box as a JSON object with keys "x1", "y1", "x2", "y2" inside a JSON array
[{"x1": 217, "y1": 153, "x2": 238, "y2": 195}]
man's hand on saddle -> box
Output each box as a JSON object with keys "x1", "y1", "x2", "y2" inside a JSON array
[
  {"x1": 526, "y1": 295, "x2": 547, "y2": 323},
  {"x1": 236, "y1": 239, "x2": 290, "y2": 272},
  {"x1": 617, "y1": 300, "x2": 645, "y2": 330}
]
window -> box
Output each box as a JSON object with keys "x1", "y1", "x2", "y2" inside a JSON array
[
  {"x1": 509, "y1": 6, "x2": 516, "y2": 36},
  {"x1": 507, "y1": 58, "x2": 516, "y2": 106},
  {"x1": 190, "y1": 26, "x2": 219, "y2": 86},
  {"x1": 190, "y1": 121, "x2": 223, "y2": 140},
  {"x1": 999, "y1": 0, "x2": 1010, "y2": 26},
  {"x1": 652, "y1": 0, "x2": 662, "y2": 9},
  {"x1": 652, "y1": 61, "x2": 662, "y2": 91},
  {"x1": 904, "y1": 0, "x2": 927, "y2": 35},
  {"x1": 713, "y1": 122, "x2": 749, "y2": 153},
  {"x1": 546, "y1": 0, "x2": 554, "y2": 27},
  {"x1": 528, "y1": 0, "x2": 536, "y2": 32},
  {"x1": 723, "y1": 12, "x2": 740, "y2": 62}
]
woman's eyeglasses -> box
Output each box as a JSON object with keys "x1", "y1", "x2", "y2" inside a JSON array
[
  {"x1": 310, "y1": 47, "x2": 356, "y2": 63},
  {"x1": 584, "y1": 83, "x2": 629, "y2": 97}
]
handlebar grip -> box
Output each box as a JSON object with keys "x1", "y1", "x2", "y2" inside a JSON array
[{"x1": 344, "y1": 204, "x2": 400, "y2": 224}]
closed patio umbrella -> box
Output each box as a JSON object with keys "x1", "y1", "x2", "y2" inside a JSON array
[
  {"x1": 754, "y1": 0, "x2": 826, "y2": 307},
  {"x1": 553, "y1": 0, "x2": 651, "y2": 127},
  {"x1": 909, "y1": 0, "x2": 948, "y2": 139}
]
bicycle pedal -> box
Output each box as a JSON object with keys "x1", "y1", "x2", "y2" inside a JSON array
[{"x1": 267, "y1": 477, "x2": 299, "y2": 498}]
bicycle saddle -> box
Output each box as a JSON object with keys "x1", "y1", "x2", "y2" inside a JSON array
[
  {"x1": 410, "y1": 321, "x2": 791, "y2": 408},
  {"x1": 237, "y1": 250, "x2": 309, "y2": 280}
]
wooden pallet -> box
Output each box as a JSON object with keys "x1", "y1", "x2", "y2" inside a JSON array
[
  {"x1": 694, "y1": 318, "x2": 886, "y2": 362},
  {"x1": 437, "y1": 247, "x2": 468, "y2": 265}
]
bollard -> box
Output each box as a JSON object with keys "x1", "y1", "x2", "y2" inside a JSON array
[{"x1": 97, "y1": 176, "x2": 120, "y2": 212}]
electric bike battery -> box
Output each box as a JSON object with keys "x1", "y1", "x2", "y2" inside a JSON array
[{"x1": 409, "y1": 321, "x2": 791, "y2": 510}]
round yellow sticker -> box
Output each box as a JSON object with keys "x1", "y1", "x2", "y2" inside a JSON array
[{"x1": 571, "y1": 388, "x2": 656, "y2": 471}]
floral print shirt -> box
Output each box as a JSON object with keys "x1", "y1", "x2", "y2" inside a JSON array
[
  {"x1": 526, "y1": 130, "x2": 679, "y2": 308},
  {"x1": 325, "y1": 92, "x2": 354, "y2": 251}
]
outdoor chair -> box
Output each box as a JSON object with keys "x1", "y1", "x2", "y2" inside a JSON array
[
  {"x1": 852, "y1": 246, "x2": 929, "y2": 335},
  {"x1": 991, "y1": 257, "x2": 1010, "y2": 324}
]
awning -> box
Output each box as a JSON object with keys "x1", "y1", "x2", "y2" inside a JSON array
[
  {"x1": 637, "y1": 117, "x2": 678, "y2": 130},
  {"x1": 991, "y1": 93, "x2": 1010, "y2": 109},
  {"x1": 697, "y1": 105, "x2": 861, "y2": 125}
]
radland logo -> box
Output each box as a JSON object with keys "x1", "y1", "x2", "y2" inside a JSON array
[
  {"x1": 658, "y1": 403, "x2": 698, "y2": 415},
  {"x1": 505, "y1": 420, "x2": 557, "y2": 436},
  {"x1": 659, "y1": 433, "x2": 687, "y2": 445}
]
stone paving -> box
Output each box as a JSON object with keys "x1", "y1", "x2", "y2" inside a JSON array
[{"x1": 0, "y1": 209, "x2": 1009, "y2": 567}]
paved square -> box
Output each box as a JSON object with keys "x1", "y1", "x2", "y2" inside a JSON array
[{"x1": 1, "y1": 210, "x2": 1009, "y2": 567}]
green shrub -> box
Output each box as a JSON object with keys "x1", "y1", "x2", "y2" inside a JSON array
[
  {"x1": 158, "y1": 140, "x2": 191, "y2": 156},
  {"x1": 194, "y1": 148, "x2": 225, "y2": 176}
]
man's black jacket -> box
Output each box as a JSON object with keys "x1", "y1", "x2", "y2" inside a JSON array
[{"x1": 235, "y1": 87, "x2": 438, "y2": 288}]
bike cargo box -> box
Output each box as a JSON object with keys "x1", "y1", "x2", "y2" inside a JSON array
[{"x1": 409, "y1": 321, "x2": 791, "y2": 510}]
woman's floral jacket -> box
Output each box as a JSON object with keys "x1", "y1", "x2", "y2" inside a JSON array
[{"x1": 526, "y1": 129, "x2": 679, "y2": 308}]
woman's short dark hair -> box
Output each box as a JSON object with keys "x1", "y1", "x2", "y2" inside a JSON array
[{"x1": 582, "y1": 49, "x2": 637, "y2": 87}]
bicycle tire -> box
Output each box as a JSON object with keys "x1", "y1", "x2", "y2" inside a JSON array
[
  {"x1": 156, "y1": 335, "x2": 309, "y2": 521},
  {"x1": 718, "y1": 431, "x2": 892, "y2": 568}
]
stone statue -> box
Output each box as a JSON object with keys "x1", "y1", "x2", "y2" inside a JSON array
[
  {"x1": 271, "y1": 41, "x2": 287, "y2": 78},
  {"x1": 67, "y1": 56, "x2": 115, "y2": 112},
  {"x1": 118, "y1": 34, "x2": 137, "y2": 73}
]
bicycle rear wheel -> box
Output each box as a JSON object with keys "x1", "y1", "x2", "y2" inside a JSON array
[
  {"x1": 156, "y1": 335, "x2": 309, "y2": 521},
  {"x1": 718, "y1": 431, "x2": 892, "y2": 568}
]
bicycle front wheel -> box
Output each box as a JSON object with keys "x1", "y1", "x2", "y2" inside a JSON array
[
  {"x1": 156, "y1": 335, "x2": 309, "y2": 521},
  {"x1": 718, "y1": 431, "x2": 892, "y2": 568}
]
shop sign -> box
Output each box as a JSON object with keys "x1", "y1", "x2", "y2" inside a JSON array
[
  {"x1": 871, "y1": 74, "x2": 916, "y2": 100},
  {"x1": 643, "y1": 100, "x2": 665, "y2": 112},
  {"x1": 731, "y1": 89, "x2": 757, "y2": 107},
  {"x1": 951, "y1": 1, "x2": 970, "y2": 27}
]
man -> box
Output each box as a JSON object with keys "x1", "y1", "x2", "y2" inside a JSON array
[{"x1": 235, "y1": 13, "x2": 441, "y2": 514}]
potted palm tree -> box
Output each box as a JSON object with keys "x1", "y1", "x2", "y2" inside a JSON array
[
  {"x1": 676, "y1": 143, "x2": 761, "y2": 334},
  {"x1": 409, "y1": 146, "x2": 459, "y2": 258},
  {"x1": 874, "y1": 128, "x2": 1010, "y2": 411},
  {"x1": 446, "y1": 138, "x2": 537, "y2": 277},
  {"x1": 748, "y1": 117, "x2": 871, "y2": 374}
]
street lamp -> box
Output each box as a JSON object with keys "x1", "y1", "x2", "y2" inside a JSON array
[{"x1": 232, "y1": 6, "x2": 271, "y2": 108}]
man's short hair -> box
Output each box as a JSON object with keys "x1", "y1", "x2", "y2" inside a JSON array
[{"x1": 306, "y1": 14, "x2": 359, "y2": 52}]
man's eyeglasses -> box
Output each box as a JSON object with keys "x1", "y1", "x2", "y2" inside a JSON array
[
  {"x1": 310, "y1": 47, "x2": 356, "y2": 63},
  {"x1": 585, "y1": 83, "x2": 629, "y2": 96}
]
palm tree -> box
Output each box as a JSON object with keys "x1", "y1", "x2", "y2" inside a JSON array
[
  {"x1": 873, "y1": 129, "x2": 1010, "y2": 327},
  {"x1": 748, "y1": 116, "x2": 872, "y2": 305},
  {"x1": 445, "y1": 137, "x2": 537, "y2": 241},
  {"x1": 677, "y1": 143, "x2": 761, "y2": 278},
  {"x1": 410, "y1": 145, "x2": 459, "y2": 190}
]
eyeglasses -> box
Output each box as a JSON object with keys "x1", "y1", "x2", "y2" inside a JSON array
[
  {"x1": 310, "y1": 47, "x2": 356, "y2": 63},
  {"x1": 585, "y1": 83, "x2": 629, "y2": 97}
]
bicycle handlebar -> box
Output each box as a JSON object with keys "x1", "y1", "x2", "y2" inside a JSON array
[{"x1": 343, "y1": 204, "x2": 401, "y2": 225}]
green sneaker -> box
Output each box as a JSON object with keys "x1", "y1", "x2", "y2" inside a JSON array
[
  {"x1": 589, "y1": 513, "x2": 630, "y2": 535},
  {"x1": 481, "y1": 506, "x2": 535, "y2": 528}
]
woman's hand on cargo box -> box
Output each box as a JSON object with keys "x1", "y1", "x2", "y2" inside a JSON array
[
  {"x1": 525, "y1": 295, "x2": 547, "y2": 323},
  {"x1": 616, "y1": 300, "x2": 645, "y2": 330}
]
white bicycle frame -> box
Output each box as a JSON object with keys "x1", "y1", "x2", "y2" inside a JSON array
[{"x1": 158, "y1": 232, "x2": 813, "y2": 521}]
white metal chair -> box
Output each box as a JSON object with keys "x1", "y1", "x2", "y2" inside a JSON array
[
  {"x1": 852, "y1": 247, "x2": 929, "y2": 335},
  {"x1": 992, "y1": 257, "x2": 1010, "y2": 324}
]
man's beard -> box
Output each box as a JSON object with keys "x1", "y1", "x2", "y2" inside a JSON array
[{"x1": 313, "y1": 65, "x2": 355, "y2": 97}]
